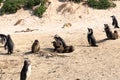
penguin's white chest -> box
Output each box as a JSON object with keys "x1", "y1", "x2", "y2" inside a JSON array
[{"x1": 27, "y1": 65, "x2": 31, "y2": 79}]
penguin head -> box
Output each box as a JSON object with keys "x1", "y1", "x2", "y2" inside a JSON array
[
  {"x1": 104, "y1": 24, "x2": 109, "y2": 28},
  {"x1": 7, "y1": 34, "x2": 11, "y2": 39},
  {"x1": 24, "y1": 60, "x2": 31, "y2": 66},
  {"x1": 54, "y1": 34, "x2": 60, "y2": 40},
  {"x1": 87, "y1": 28, "x2": 93, "y2": 32},
  {"x1": 87, "y1": 28, "x2": 93, "y2": 35},
  {"x1": 111, "y1": 15, "x2": 115, "y2": 19},
  {"x1": 34, "y1": 40, "x2": 39, "y2": 44},
  {"x1": 54, "y1": 34, "x2": 59, "y2": 38},
  {"x1": 87, "y1": 28, "x2": 91, "y2": 32},
  {"x1": 34, "y1": 40, "x2": 39, "y2": 42},
  {"x1": 104, "y1": 24, "x2": 107, "y2": 27}
]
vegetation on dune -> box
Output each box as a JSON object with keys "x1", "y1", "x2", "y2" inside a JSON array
[
  {"x1": 0, "y1": 0, "x2": 3, "y2": 3},
  {"x1": 24, "y1": 0, "x2": 48, "y2": 17},
  {"x1": 69, "y1": 0, "x2": 82, "y2": 3},
  {"x1": 24, "y1": 0, "x2": 44, "y2": 9},
  {"x1": 34, "y1": 4, "x2": 47, "y2": 18},
  {"x1": 32, "y1": 0, "x2": 48, "y2": 18},
  {"x1": 0, "y1": 0, "x2": 117, "y2": 17},
  {"x1": 68, "y1": 0, "x2": 116, "y2": 9},
  {"x1": 0, "y1": 0, "x2": 48, "y2": 18},
  {"x1": 88, "y1": 0, "x2": 116, "y2": 9},
  {"x1": 1, "y1": 0, "x2": 25, "y2": 14}
]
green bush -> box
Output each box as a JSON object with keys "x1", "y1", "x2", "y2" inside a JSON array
[
  {"x1": 88, "y1": 0, "x2": 116, "y2": 9},
  {"x1": 1, "y1": 0, "x2": 25, "y2": 14},
  {"x1": 24, "y1": 0, "x2": 35, "y2": 9},
  {"x1": 34, "y1": 0, "x2": 42, "y2": 5},
  {"x1": 24, "y1": 0, "x2": 46, "y2": 9},
  {"x1": 69, "y1": 0, "x2": 81, "y2": 3},
  {"x1": 0, "y1": 0, "x2": 48, "y2": 17},
  {"x1": 34, "y1": 4, "x2": 47, "y2": 18},
  {"x1": 0, "y1": 0, "x2": 3, "y2": 3}
]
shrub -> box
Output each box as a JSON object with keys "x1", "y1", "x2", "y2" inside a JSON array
[
  {"x1": 1, "y1": 0, "x2": 25, "y2": 14},
  {"x1": 34, "y1": 0, "x2": 42, "y2": 5},
  {"x1": 34, "y1": 4, "x2": 47, "y2": 18},
  {"x1": 0, "y1": 0, "x2": 3, "y2": 3},
  {"x1": 88, "y1": 0, "x2": 116, "y2": 9},
  {"x1": 0, "y1": 0, "x2": 48, "y2": 17},
  {"x1": 24, "y1": 0, "x2": 35, "y2": 9},
  {"x1": 24, "y1": 0, "x2": 46, "y2": 9},
  {"x1": 69, "y1": 0, "x2": 81, "y2": 3}
]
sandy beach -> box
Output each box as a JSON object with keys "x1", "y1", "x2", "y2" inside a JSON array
[{"x1": 0, "y1": 0, "x2": 120, "y2": 80}]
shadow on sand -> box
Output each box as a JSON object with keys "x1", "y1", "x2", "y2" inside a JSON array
[
  {"x1": 97, "y1": 38, "x2": 108, "y2": 44},
  {"x1": 0, "y1": 53, "x2": 10, "y2": 55},
  {"x1": 43, "y1": 48, "x2": 54, "y2": 53},
  {"x1": 24, "y1": 51, "x2": 33, "y2": 55}
]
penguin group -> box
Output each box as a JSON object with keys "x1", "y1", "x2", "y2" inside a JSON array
[
  {"x1": 0, "y1": 15, "x2": 119, "y2": 80},
  {"x1": 87, "y1": 15, "x2": 119, "y2": 47},
  {"x1": 0, "y1": 15, "x2": 119, "y2": 54}
]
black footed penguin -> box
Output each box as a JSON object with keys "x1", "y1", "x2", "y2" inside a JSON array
[
  {"x1": 4, "y1": 35, "x2": 14, "y2": 54},
  {"x1": 104, "y1": 24, "x2": 113, "y2": 39},
  {"x1": 54, "y1": 34, "x2": 67, "y2": 48},
  {"x1": 111, "y1": 15, "x2": 119, "y2": 28},
  {"x1": 20, "y1": 59, "x2": 31, "y2": 80},
  {"x1": 87, "y1": 28, "x2": 98, "y2": 47},
  {"x1": 31, "y1": 40, "x2": 40, "y2": 53},
  {"x1": 112, "y1": 30, "x2": 119, "y2": 40},
  {"x1": 52, "y1": 34, "x2": 74, "y2": 53},
  {"x1": 52, "y1": 40, "x2": 64, "y2": 52}
]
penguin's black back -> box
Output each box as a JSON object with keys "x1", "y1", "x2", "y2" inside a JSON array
[
  {"x1": 20, "y1": 60, "x2": 29, "y2": 80},
  {"x1": 7, "y1": 35, "x2": 14, "y2": 50}
]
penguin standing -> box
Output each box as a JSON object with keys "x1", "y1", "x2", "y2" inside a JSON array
[
  {"x1": 20, "y1": 60, "x2": 31, "y2": 80},
  {"x1": 87, "y1": 28, "x2": 98, "y2": 47},
  {"x1": 4, "y1": 35, "x2": 14, "y2": 54},
  {"x1": 104, "y1": 24, "x2": 113, "y2": 39},
  {"x1": 111, "y1": 15, "x2": 119, "y2": 28}
]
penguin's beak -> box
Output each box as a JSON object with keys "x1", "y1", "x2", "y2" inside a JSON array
[{"x1": 111, "y1": 16, "x2": 113, "y2": 18}]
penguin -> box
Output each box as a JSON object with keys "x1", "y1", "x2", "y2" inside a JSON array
[
  {"x1": 52, "y1": 34, "x2": 74, "y2": 53},
  {"x1": 64, "y1": 45, "x2": 74, "y2": 53},
  {"x1": 54, "y1": 34, "x2": 67, "y2": 48},
  {"x1": 111, "y1": 15, "x2": 119, "y2": 28},
  {"x1": 104, "y1": 24, "x2": 113, "y2": 39},
  {"x1": 20, "y1": 59, "x2": 31, "y2": 80},
  {"x1": 31, "y1": 40, "x2": 40, "y2": 53},
  {"x1": 4, "y1": 35, "x2": 14, "y2": 54},
  {"x1": 52, "y1": 41, "x2": 63, "y2": 52},
  {"x1": 112, "y1": 30, "x2": 119, "y2": 40},
  {"x1": 87, "y1": 28, "x2": 98, "y2": 47}
]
